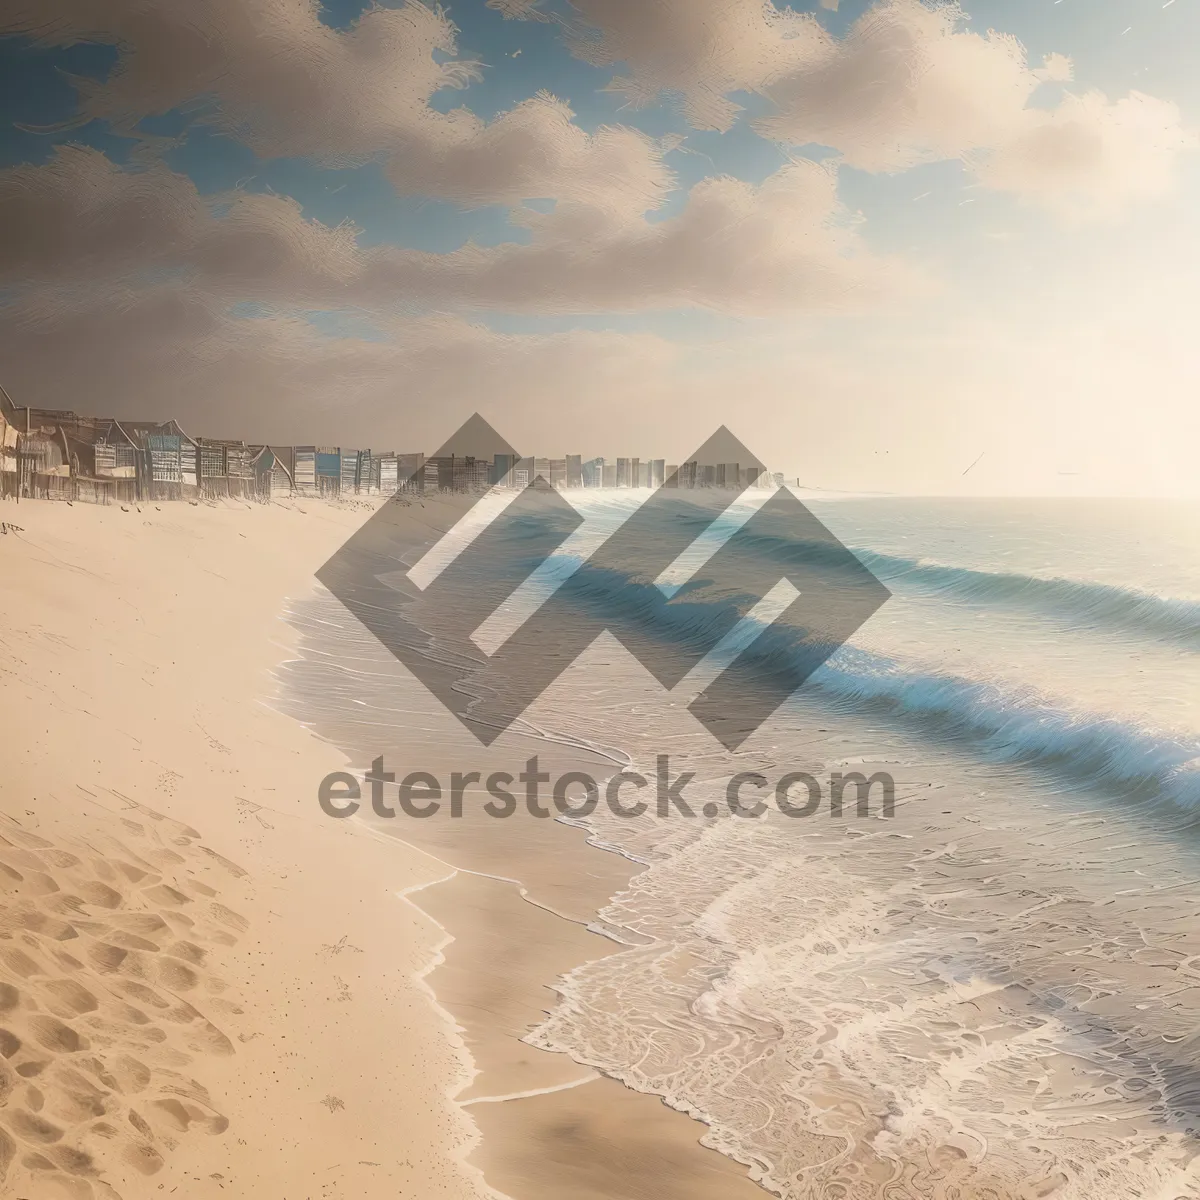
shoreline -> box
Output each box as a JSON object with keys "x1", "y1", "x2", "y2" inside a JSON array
[
  {"x1": 2, "y1": 494, "x2": 769, "y2": 1200},
  {"x1": 0, "y1": 497, "x2": 497, "y2": 1199},
  {"x1": 9, "y1": 486, "x2": 1200, "y2": 1200},
  {"x1": 384, "y1": 839, "x2": 774, "y2": 1199},
  {"x1": 278, "y1": 573, "x2": 775, "y2": 1198}
]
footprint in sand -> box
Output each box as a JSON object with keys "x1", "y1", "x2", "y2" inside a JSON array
[{"x1": 0, "y1": 806, "x2": 245, "y2": 1197}]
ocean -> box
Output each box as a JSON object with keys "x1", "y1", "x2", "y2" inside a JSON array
[{"x1": 280, "y1": 492, "x2": 1200, "y2": 1199}]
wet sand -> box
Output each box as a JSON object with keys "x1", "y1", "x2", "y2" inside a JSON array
[
  {"x1": 411, "y1": 862, "x2": 773, "y2": 1198},
  {"x1": 472, "y1": 1075, "x2": 770, "y2": 1200},
  {"x1": 375, "y1": 784, "x2": 774, "y2": 1196},
  {"x1": 414, "y1": 870, "x2": 608, "y2": 1102},
  {"x1": 283, "y1": 538, "x2": 777, "y2": 1195}
]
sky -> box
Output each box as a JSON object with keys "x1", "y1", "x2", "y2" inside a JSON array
[{"x1": 0, "y1": 0, "x2": 1197, "y2": 495}]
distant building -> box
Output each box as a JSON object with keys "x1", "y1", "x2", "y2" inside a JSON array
[
  {"x1": 252, "y1": 446, "x2": 295, "y2": 499},
  {"x1": 195, "y1": 436, "x2": 255, "y2": 500},
  {"x1": 315, "y1": 447, "x2": 341, "y2": 497},
  {"x1": 492, "y1": 453, "x2": 516, "y2": 488},
  {"x1": 270, "y1": 446, "x2": 296, "y2": 487},
  {"x1": 363, "y1": 450, "x2": 379, "y2": 494},
  {"x1": 294, "y1": 447, "x2": 318, "y2": 494},
  {"x1": 1, "y1": 377, "x2": 791, "y2": 510},
  {"x1": 0, "y1": 388, "x2": 18, "y2": 499},
  {"x1": 114, "y1": 420, "x2": 201, "y2": 501},
  {"x1": 92, "y1": 421, "x2": 141, "y2": 504},
  {"x1": 582, "y1": 457, "x2": 604, "y2": 488},
  {"x1": 341, "y1": 448, "x2": 360, "y2": 495},
  {"x1": 427, "y1": 456, "x2": 452, "y2": 490},
  {"x1": 377, "y1": 453, "x2": 399, "y2": 495},
  {"x1": 396, "y1": 453, "x2": 424, "y2": 492},
  {"x1": 15, "y1": 425, "x2": 69, "y2": 500},
  {"x1": 427, "y1": 455, "x2": 492, "y2": 492}
]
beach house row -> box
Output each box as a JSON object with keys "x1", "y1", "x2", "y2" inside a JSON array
[{"x1": 0, "y1": 388, "x2": 425, "y2": 506}]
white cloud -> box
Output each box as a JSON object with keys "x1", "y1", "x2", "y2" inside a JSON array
[
  {"x1": 387, "y1": 93, "x2": 674, "y2": 217},
  {"x1": 0, "y1": 148, "x2": 912, "y2": 316},
  {"x1": 757, "y1": 2, "x2": 1190, "y2": 214},
  {"x1": 499, "y1": 0, "x2": 1191, "y2": 217},
  {"x1": 0, "y1": 0, "x2": 673, "y2": 215},
  {"x1": 560, "y1": 0, "x2": 826, "y2": 133},
  {"x1": 364, "y1": 160, "x2": 916, "y2": 315},
  {"x1": 756, "y1": 1, "x2": 1039, "y2": 171},
  {"x1": 973, "y1": 91, "x2": 1194, "y2": 220},
  {"x1": 1035, "y1": 52, "x2": 1074, "y2": 84}
]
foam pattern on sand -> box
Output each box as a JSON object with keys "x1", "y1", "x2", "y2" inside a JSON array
[{"x1": 0, "y1": 797, "x2": 246, "y2": 1199}]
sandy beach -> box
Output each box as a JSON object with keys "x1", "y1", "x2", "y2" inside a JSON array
[
  {"x1": 0, "y1": 498, "x2": 499, "y2": 1199},
  {"x1": 0, "y1": 496, "x2": 767, "y2": 1200},
  {"x1": 2, "y1": 0, "x2": 1196, "y2": 1191}
]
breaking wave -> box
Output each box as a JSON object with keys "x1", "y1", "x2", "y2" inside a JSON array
[
  {"x1": 812, "y1": 646, "x2": 1200, "y2": 815},
  {"x1": 726, "y1": 527, "x2": 1200, "y2": 648},
  {"x1": 530, "y1": 554, "x2": 1200, "y2": 815}
]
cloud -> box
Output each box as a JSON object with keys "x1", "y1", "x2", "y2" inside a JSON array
[
  {"x1": 973, "y1": 91, "x2": 1193, "y2": 220},
  {"x1": 756, "y1": 1, "x2": 1190, "y2": 214},
  {"x1": 1035, "y1": 52, "x2": 1073, "y2": 84},
  {"x1": 6, "y1": 0, "x2": 1184, "y2": 224},
  {"x1": 502, "y1": 0, "x2": 1031, "y2": 151},
  {"x1": 500, "y1": 0, "x2": 1190, "y2": 216},
  {"x1": 567, "y1": 0, "x2": 825, "y2": 133},
  {"x1": 365, "y1": 160, "x2": 915, "y2": 314},
  {"x1": 0, "y1": 0, "x2": 672, "y2": 215},
  {"x1": 0, "y1": 147, "x2": 362, "y2": 301},
  {"x1": 499, "y1": 0, "x2": 826, "y2": 132},
  {"x1": 756, "y1": 1, "x2": 1039, "y2": 170},
  {"x1": 0, "y1": 0, "x2": 465, "y2": 153},
  {"x1": 0, "y1": 145, "x2": 916, "y2": 454},
  {"x1": 386, "y1": 92, "x2": 674, "y2": 217},
  {"x1": 0, "y1": 282, "x2": 687, "y2": 448},
  {"x1": 0, "y1": 147, "x2": 912, "y2": 316}
]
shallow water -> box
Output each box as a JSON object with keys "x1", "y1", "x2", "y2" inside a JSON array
[{"x1": 283, "y1": 492, "x2": 1200, "y2": 1199}]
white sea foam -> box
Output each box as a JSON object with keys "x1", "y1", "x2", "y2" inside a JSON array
[{"x1": 285, "y1": 496, "x2": 1200, "y2": 1199}]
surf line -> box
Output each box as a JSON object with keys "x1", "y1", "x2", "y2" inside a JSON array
[{"x1": 461, "y1": 1074, "x2": 601, "y2": 1107}]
